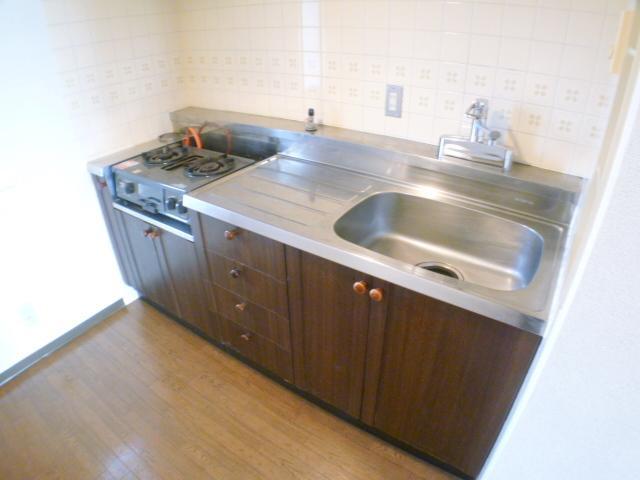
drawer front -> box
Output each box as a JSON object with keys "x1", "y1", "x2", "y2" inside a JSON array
[
  {"x1": 200, "y1": 215, "x2": 286, "y2": 281},
  {"x1": 221, "y1": 317, "x2": 293, "y2": 382},
  {"x1": 212, "y1": 284, "x2": 291, "y2": 351},
  {"x1": 207, "y1": 251, "x2": 288, "y2": 317}
]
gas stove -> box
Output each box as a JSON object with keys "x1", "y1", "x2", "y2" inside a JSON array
[{"x1": 111, "y1": 142, "x2": 254, "y2": 227}]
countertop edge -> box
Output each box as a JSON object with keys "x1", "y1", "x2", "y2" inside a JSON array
[{"x1": 184, "y1": 193, "x2": 546, "y2": 336}]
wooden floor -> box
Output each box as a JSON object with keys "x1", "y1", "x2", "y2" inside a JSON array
[{"x1": 0, "y1": 300, "x2": 454, "y2": 480}]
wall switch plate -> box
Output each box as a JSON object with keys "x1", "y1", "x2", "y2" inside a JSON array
[{"x1": 385, "y1": 84, "x2": 403, "y2": 118}]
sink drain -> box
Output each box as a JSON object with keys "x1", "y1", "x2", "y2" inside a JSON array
[{"x1": 416, "y1": 262, "x2": 463, "y2": 281}]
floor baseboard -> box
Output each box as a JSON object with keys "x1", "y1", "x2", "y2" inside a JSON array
[{"x1": 0, "y1": 299, "x2": 125, "y2": 387}]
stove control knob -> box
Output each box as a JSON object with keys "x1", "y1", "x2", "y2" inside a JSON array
[
  {"x1": 177, "y1": 202, "x2": 188, "y2": 214},
  {"x1": 166, "y1": 197, "x2": 178, "y2": 210},
  {"x1": 124, "y1": 182, "x2": 135, "y2": 194}
]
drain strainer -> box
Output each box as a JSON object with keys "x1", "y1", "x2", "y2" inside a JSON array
[{"x1": 416, "y1": 262, "x2": 463, "y2": 281}]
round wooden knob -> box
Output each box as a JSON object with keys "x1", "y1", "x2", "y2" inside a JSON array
[
  {"x1": 224, "y1": 228, "x2": 240, "y2": 240},
  {"x1": 143, "y1": 228, "x2": 159, "y2": 238},
  {"x1": 235, "y1": 302, "x2": 246, "y2": 312},
  {"x1": 240, "y1": 332, "x2": 252, "y2": 341},
  {"x1": 369, "y1": 288, "x2": 384, "y2": 302},
  {"x1": 229, "y1": 268, "x2": 241, "y2": 278},
  {"x1": 353, "y1": 281, "x2": 369, "y2": 295}
]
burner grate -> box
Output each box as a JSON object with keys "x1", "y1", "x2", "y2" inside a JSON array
[
  {"x1": 185, "y1": 156, "x2": 235, "y2": 178},
  {"x1": 143, "y1": 145, "x2": 188, "y2": 166}
]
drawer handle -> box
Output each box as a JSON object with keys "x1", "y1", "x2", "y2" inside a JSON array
[
  {"x1": 240, "y1": 332, "x2": 252, "y2": 341},
  {"x1": 224, "y1": 228, "x2": 240, "y2": 240},
  {"x1": 369, "y1": 288, "x2": 384, "y2": 302},
  {"x1": 353, "y1": 281, "x2": 369, "y2": 295},
  {"x1": 229, "y1": 268, "x2": 242, "y2": 278},
  {"x1": 235, "y1": 302, "x2": 247, "y2": 312},
  {"x1": 143, "y1": 227, "x2": 160, "y2": 239}
]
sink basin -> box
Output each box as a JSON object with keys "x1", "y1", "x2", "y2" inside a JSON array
[{"x1": 334, "y1": 192, "x2": 544, "y2": 291}]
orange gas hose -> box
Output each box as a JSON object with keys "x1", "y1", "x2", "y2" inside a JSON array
[{"x1": 183, "y1": 127, "x2": 203, "y2": 149}]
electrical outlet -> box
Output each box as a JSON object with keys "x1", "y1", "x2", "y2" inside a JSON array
[{"x1": 385, "y1": 84, "x2": 403, "y2": 118}]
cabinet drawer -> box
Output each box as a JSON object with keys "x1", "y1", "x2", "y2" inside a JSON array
[
  {"x1": 211, "y1": 284, "x2": 291, "y2": 351},
  {"x1": 200, "y1": 215, "x2": 286, "y2": 281},
  {"x1": 221, "y1": 317, "x2": 293, "y2": 382},
  {"x1": 207, "y1": 251, "x2": 288, "y2": 317}
]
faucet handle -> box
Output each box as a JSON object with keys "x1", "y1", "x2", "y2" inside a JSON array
[
  {"x1": 488, "y1": 130, "x2": 501, "y2": 146},
  {"x1": 465, "y1": 98, "x2": 489, "y2": 120}
]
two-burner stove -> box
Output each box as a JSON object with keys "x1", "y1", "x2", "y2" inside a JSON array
[{"x1": 111, "y1": 143, "x2": 254, "y2": 226}]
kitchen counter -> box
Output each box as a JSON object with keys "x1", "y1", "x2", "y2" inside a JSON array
[
  {"x1": 176, "y1": 109, "x2": 584, "y2": 336},
  {"x1": 86, "y1": 107, "x2": 584, "y2": 335}
]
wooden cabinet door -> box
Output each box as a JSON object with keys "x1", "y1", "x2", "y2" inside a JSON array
[
  {"x1": 157, "y1": 230, "x2": 218, "y2": 339},
  {"x1": 118, "y1": 212, "x2": 178, "y2": 315},
  {"x1": 92, "y1": 176, "x2": 137, "y2": 287},
  {"x1": 361, "y1": 284, "x2": 540, "y2": 478},
  {"x1": 288, "y1": 249, "x2": 371, "y2": 417}
]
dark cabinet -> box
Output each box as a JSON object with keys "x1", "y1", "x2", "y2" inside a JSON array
[
  {"x1": 117, "y1": 212, "x2": 178, "y2": 313},
  {"x1": 287, "y1": 250, "x2": 540, "y2": 478},
  {"x1": 92, "y1": 176, "x2": 137, "y2": 286},
  {"x1": 94, "y1": 181, "x2": 540, "y2": 478},
  {"x1": 194, "y1": 214, "x2": 293, "y2": 381},
  {"x1": 361, "y1": 284, "x2": 540, "y2": 477},
  {"x1": 114, "y1": 210, "x2": 214, "y2": 338},
  {"x1": 287, "y1": 250, "x2": 373, "y2": 417},
  {"x1": 93, "y1": 175, "x2": 215, "y2": 337},
  {"x1": 158, "y1": 227, "x2": 213, "y2": 337}
]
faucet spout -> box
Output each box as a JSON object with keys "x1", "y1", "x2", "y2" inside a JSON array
[
  {"x1": 465, "y1": 98, "x2": 488, "y2": 120},
  {"x1": 466, "y1": 98, "x2": 489, "y2": 143}
]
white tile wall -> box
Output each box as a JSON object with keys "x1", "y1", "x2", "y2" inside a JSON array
[
  {"x1": 41, "y1": 0, "x2": 186, "y2": 158},
  {"x1": 176, "y1": 0, "x2": 628, "y2": 177},
  {"x1": 40, "y1": 0, "x2": 628, "y2": 177}
]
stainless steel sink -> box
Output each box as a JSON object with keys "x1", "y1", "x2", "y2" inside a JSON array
[{"x1": 334, "y1": 192, "x2": 544, "y2": 291}]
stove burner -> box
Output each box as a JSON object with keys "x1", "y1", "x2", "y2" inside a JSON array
[
  {"x1": 185, "y1": 156, "x2": 235, "y2": 178},
  {"x1": 144, "y1": 146, "x2": 188, "y2": 166},
  {"x1": 161, "y1": 154, "x2": 206, "y2": 171}
]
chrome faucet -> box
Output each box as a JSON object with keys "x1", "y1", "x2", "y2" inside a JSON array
[
  {"x1": 438, "y1": 98, "x2": 513, "y2": 171},
  {"x1": 466, "y1": 98, "x2": 489, "y2": 143}
]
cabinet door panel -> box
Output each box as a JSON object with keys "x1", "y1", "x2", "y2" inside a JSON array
[
  {"x1": 367, "y1": 285, "x2": 540, "y2": 477},
  {"x1": 118, "y1": 212, "x2": 178, "y2": 314},
  {"x1": 158, "y1": 230, "x2": 218, "y2": 339},
  {"x1": 289, "y1": 250, "x2": 371, "y2": 417},
  {"x1": 92, "y1": 176, "x2": 137, "y2": 286}
]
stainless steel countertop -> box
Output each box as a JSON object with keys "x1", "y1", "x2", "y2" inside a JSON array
[{"x1": 176, "y1": 108, "x2": 584, "y2": 336}]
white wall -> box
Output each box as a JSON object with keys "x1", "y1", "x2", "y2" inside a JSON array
[
  {"x1": 481, "y1": 101, "x2": 640, "y2": 480},
  {"x1": 0, "y1": 0, "x2": 186, "y2": 373},
  {"x1": 178, "y1": 0, "x2": 626, "y2": 177}
]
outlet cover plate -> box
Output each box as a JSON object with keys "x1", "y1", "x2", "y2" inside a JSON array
[{"x1": 385, "y1": 84, "x2": 403, "y2": 118}]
